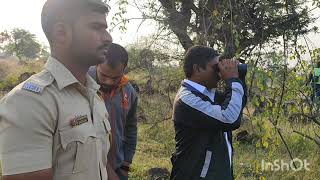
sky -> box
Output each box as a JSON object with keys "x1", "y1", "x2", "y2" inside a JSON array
[
  {"x1": 0, "y1": 0, "x2": 156, "y2": 47},
  {"x1": 0, "y1": 0, "x2": 319, "y2": 50}
]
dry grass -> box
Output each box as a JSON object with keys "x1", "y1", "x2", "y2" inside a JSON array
[
  {"x1": 0, "y1": 58, "x2": 45, "y2": 80},
  {"x1": 0, "y1": 59, "x2": 20, "y2": 80}
]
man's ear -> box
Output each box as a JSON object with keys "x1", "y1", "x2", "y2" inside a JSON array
[
  {"x1": 52, "y1": 23, "x2": 72, "y2": 46},
  {"x1": 193, "y1": 64, "x2": 201, "y2": 74},
  {"x1": 124, "y1": 66, "x2": 129, "y2": 74}
]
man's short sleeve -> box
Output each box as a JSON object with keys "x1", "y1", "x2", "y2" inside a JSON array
[{"x1": 0, "y1": 88, "x2": 56, "y2": 175}]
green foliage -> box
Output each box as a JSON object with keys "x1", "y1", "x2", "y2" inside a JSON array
[
  {"x1": 0, "y1": 60, "x2": 44, "y2": 91},
  {"x1": 130, "y1": 123, "x2": 173, "y2": 179},
  {"x1": 112, "y1": 0, "x2": 317, "y2": 57},
  {"x1": 0, "y1": 74, "x2": 19, "y2": 90},
  {"x1": 129, "y1": 114, "x2": 320, "y2": 179},
  {"x1": 118, "y1": 35, "x2": 320, "y2": 179},
  {"x1": 0, "y1": 28, "x2": 46, "y2": 60},
  {"x1": 109, "y1": 0, "x2": 129, "y2": 32},
  {"x1": 0, "y1": 5, "x2": 319, "y2": 178}
]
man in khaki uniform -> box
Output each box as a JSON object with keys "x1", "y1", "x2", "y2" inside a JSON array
[{"x1": 0, "y1": 0, "x2": 113, "y2": 180}]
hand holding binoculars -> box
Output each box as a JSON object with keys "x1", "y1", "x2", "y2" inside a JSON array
[{"x1": 218, "y1": 56, "x2": 247, "y2": 79}]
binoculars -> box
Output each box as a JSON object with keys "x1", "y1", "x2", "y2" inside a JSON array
[{"x1": 237, "y1": 63, "x2": 247, "y2": 79}]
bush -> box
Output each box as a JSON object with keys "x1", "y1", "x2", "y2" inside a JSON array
[{"x1": 0, "y1": 59, "x2": 44, "y2": 91}]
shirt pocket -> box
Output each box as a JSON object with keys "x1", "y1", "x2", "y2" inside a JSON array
[{"x1": 57, "y1": 121, "x2": 97, "y2": 174}]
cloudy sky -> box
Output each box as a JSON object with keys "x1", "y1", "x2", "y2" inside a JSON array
[
  {"x1": 0, "y1": 0, "x2": 319, "y2": 50},
  {"x1": 0, "y1": 0, "x2": 156, "y2": 46}
]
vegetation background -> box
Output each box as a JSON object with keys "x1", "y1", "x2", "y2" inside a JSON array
[{"x1": 1, "y1": 0, "x2": 320, "y2": 179}]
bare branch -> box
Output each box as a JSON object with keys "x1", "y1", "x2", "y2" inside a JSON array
[{"x1": 293, "y1": 130, "x2": 320, "y2": 148}]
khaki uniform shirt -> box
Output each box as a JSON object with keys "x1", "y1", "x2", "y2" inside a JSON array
[{"x1": 0, "y1": 57, "x2": 111, "y2": 180}]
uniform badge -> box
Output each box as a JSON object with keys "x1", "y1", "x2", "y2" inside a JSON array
[
  {"x1": 70, "y1": 115, "x2": 89, "y2": 127},
  {"x1": 22, "y1": 82, "x2": 42, "y2": 93}
]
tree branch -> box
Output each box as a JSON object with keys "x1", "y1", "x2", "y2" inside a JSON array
[
  {"x1": 158, "y1": 0, "x2": 194, "y2": 50},
  {"x1": 293, "y1": 130, "x2": 320, "y2": 148}
]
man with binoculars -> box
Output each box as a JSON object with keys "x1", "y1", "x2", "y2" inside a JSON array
[{"x1": 170, "y1": 45, "x2": 247, "y2": 180}]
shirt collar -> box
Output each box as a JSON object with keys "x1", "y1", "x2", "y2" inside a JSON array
[
  {"x1": 86, "y1": 74, "x2": 100, "y2": 91},
  {"x1": 183, "y1": 79, "x2": 215, "y2": 101},
  {"x1": 44, "y1": 56, "x2": 100, "y2": 91},
  {"x1": 183, "y1": 79, "x2": 206, "y2": 94}
]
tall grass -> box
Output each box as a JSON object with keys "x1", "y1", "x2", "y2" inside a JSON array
[
  {"x1": 0, "y1": 60, "x2": 319, "y2": 180},
  {"x1": 128, "y1": 119, "x2": 320, "y2": 180}
]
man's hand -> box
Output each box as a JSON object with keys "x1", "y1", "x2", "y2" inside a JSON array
[
  {"x1": 119, "y1": 169, "x2": 129, "y2": 177},
  {"x1": 218, "y1": 59, "x2": 239, "y2": 80},
  {"x1": 108, "y1": 169, "x2": 120, "y2": 180},
  {"x1": 119, "y1": 161, "x2": 130, "y2": 177},
  {"x1": 107, "y1": 163, "x2": 120, "y2": 180},
  {"x1": 3, "y1": 168, "x2": 53, "y2": 180}
]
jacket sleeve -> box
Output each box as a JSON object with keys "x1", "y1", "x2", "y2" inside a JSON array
[
  {"x1": 175, "y1": 78, "x2": 246, "y2": 131},
  {"x1": 215, "y1": 77, "x2": 247, "y2": 131},
  {"x1": 123, "y1": 93, "x2": 138, "y2": 164}
]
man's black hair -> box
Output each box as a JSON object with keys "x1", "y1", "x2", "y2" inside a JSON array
[
  {"x1": 41, "y1": 0, "x2": 109, "y2": 43},
  {"x1": 104, "y1": 43, "x2": 128, "y2": 68},
  {"x1": 183, "y1": 45, "x2": 219, "y2": 78}
]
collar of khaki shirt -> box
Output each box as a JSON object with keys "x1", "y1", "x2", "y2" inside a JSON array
[{"x1": 44, "y1": 56, "x2": 100, "y2": 91}]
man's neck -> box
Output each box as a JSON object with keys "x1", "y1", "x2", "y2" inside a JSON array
[
  {"x1": 51, "y1": 52, "x2": 88, "y2": 85},
  {"x1": 188, "y1": 77, "x2": 206, "y2": 87}
]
